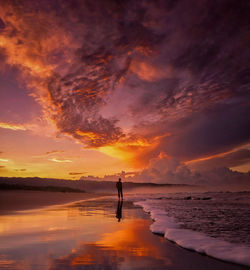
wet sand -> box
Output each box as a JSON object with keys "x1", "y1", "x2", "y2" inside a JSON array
[
  {"x1": 0, "y1": 196, "x2": 248, "y2": 269},
  {"x1": 0, "y1": 190, "x2": 106, "y2": 214}
]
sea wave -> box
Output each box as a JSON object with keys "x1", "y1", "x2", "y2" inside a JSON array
[{"x1": 133, "y1": 193, "x2": 250, "y2": 267}]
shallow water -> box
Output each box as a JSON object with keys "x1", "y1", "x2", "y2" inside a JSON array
[
  {"x1": 0, "y1": 196, "x2": 248, "y2": 270},
  {"x1": 132, "y1": 191, "x2": 250, "y2": 266}
]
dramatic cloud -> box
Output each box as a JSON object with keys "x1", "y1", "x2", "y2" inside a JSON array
[
  {"x1": 0, "y1": 0, "x2": 250, "y2": 184},
  {"x1": 128, "y1": 153, "x2": 194, "y2": 184},
  {"x1": 125, "y1": 153, "x2": 250, "y2": 187}
]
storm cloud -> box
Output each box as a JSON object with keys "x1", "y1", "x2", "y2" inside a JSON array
[{"x1": 0, "y1": 0, "x2": 250, "y2": 179}]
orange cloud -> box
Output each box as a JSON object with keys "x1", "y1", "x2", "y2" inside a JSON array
[
  {"x1": 99, "y1": 138, "x2": 151, "y2": 162},
  {"x1": 76, "y1": 130, "x2": 104, "y2": 145},
  {"x1": 45, "y1": 150, "x2": 65, "y2": 155},
  {"x1": 130, "y1": 60, "x2": 173, "y2": 82},
  {"x1": 48, "y1": 158, "x2": 72, "y2": 163},
  {"x1": 0, "y1": 3, "x2": 77, "y2": 76},
  {"x1": 99, "y1": 134, "x2": 169, "y2": 167},
  {"x1": 0, "y1": 158, "x2": 9, "y2": 162},
  {"x1": 186, "y1": 146, "x2": 250, "y2": 172},
  {"x1": 0, "y1": 122, "x2": 26, "y2": 131},
  {"x1": 185, "y1": 150, "x2": 234, "y2": 165},
  {"x1": 0, "y1": 2, "x2": 80, "y2": 123},
  {"x1": 0, "y1": 120, "x2": 58, "y2": 140},
  {"x1": 0, "y1": 2, "x2": 159, "y2": 154}
]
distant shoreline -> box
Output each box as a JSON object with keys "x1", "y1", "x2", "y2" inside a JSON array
[
  {"x1": 0, "y1": 190, "x2": 107, "y2": 214},
  {"x1": 0, "y1": 177, "x2": 193, "y2": 194},
  {"x1": 0, "y1": 183, "x2": 85, "y2": 193},
  {"x1": 0, "y1": 176, "x2": 191, "y2": 186}
]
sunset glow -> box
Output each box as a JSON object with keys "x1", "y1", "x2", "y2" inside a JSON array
[{"x1": 0, "y1": 0, "x2": 249, "y2": 186}]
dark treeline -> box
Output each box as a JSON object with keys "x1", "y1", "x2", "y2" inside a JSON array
[
  {"x1": 0, "y1": 177, "x2": 190, "y2": 193},
  {"x1": 0, "y1": 183, "x2": 85, "y2": 193}
]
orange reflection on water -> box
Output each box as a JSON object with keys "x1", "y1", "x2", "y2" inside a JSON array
[
  {"x1": 0, "y1": 255, "x2": 17, "y2": 269},
  {"x1": 0, "y1": 206, "x2": 115, "y2": 251},
  {"x1": 0, "y1": 200, "x2": 173, "y2": 270},
  {"x1": 65, "y1": 219, "x2": 172, "y2": 269},
  {"x1": 71, "y1": 253, "x2": 94, "y2": 265},
  {"x1": 98, "y1": 219, "x2": 155, "y2": 256}
]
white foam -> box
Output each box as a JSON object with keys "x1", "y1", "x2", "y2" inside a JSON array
[{"x1": 134, "y1": 200, "x2": 250, "y2": 267}]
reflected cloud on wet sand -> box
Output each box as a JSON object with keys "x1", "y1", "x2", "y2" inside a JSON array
[
  {"x1": 50, "y1": 219, "x2": 172, "y2": 270},
  {"x1": 0, "y1": 199, "x2": 172, "y2": 270},
  {"x1": 0, "y1": 198, "x2": 246, "y2": 270}
]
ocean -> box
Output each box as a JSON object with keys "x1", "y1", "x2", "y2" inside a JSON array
[{"x1": 131, "y1": 191, "x2": 250, "y2": 266}]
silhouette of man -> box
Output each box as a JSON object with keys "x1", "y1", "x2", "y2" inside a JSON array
[
  {"x1": 116, "y1": 199, "x2": 123, "y2": 222},
  {"x1": 116, "y1": 178, "x2": 123, "y2": 200}
]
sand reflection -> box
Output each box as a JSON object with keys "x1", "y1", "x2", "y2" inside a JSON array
[
  {"x1": 50, "y1": 219, "x2": 172, "y2": 269},
  {"x1": 0, "y1": 199, "x2": 173, "y2": 270},
  {"x1": 116, "y1": 199, "x2": 123, "y2": 222},
  {"x1": 0, "y1": 198, "x2": 243, "y2": 270}
]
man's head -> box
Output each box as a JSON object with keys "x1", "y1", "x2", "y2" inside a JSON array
[{"x1": 119, "y1": 178, "x2": 121, "y2": 182}]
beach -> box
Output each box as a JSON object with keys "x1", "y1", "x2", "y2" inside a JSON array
[
  {"x1": 0, "y1": 191, "x2": 248, "y2": 270},
  {"x1": 0, "y1": 190, "x2": 107, "y2": 214}
]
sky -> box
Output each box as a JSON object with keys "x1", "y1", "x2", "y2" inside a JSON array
[{"x1": 0, "y1": 0, "x2": 250, "y2": 186}]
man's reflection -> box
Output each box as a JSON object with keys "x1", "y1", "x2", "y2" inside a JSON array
[{"x1": 116, "y1": 200, "x2": 123, "y2": 222}]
